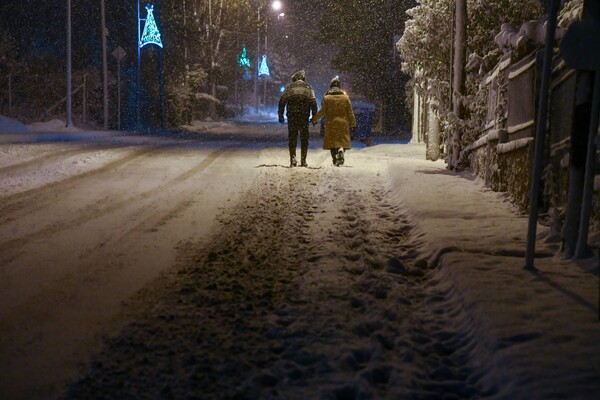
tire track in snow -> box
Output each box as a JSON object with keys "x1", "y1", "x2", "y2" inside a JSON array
[
  {"x1": 63, "y1": 164, "x2": 496, "y2": 399},
  {"x1": 0, "y1": 145, "x2": 107, "y2": 176},
  {"x1": 0, "y1": 146, "x2": 158, "y2": 217},
  {"x1": 0, "y1": 146, "x2": 231, "y2": 264}
]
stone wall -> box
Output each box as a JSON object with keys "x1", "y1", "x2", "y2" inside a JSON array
[{"x1": 497, "y1": 138, "x2": 534, "y2": 212}]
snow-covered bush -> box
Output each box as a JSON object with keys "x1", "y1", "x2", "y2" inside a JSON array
[
  {"x1": 167, "y1": 67, "x2": 219, "y2": 126},
  {"x1": 167, "y1": 84, "x2": 193, "y2": 127},
  {"x1": 187, "y1": 68, "x2": 210, "y2": 93},
  {"x1": 558, "y1": 0, "x2": 583, "y2": 29}
]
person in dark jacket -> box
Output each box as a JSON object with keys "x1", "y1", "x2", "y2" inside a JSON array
[{"x1": 278, "y1": 70, "x2": 318, "y2": 167}]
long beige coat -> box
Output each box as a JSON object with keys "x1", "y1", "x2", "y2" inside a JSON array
[{"x1": 312, "y1": 93, "x2": 356, "y2": 149}]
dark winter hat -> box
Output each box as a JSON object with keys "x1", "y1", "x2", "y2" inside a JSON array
[
  {"x1": 291, "y1": 70, "x2": 306, "y2": 82},
  {"x1": 330, "y1": 76, "x2": 341, "y2": 88}
]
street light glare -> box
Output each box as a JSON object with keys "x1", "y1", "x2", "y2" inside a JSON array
[{"x1": 272, "y1": 0, "x2": 283, "y2": 11}]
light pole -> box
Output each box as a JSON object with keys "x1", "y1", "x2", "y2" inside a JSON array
[
  {"x1": 101, "y1": 0, "x2": 109, "y2": 129},
  {"x1": 268, "y1": 1, "x2": 282, "y2": 107},
  {"x1": 66, "y1": 0, "x2": 72, "y2": 127},
  {"x1": 137, "y1": 0, "x2": 142, "y2": 131},
  {"x1": 254, "y1": 7, "x2": 260, "y2": 113},
  {"x1": 254, "y1": 1, "x2": 283, "y2": 113},
  {"x1": 137, "y1": 1, "x2": 165, "y2": 131}
]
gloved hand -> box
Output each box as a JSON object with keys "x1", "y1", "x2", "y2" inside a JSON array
[{"x1": 278, "y1": 115, "x2": 285, "y2": 124}]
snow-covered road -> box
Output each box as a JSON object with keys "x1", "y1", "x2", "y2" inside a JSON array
[
  {"x1": 64, "y1": 145, "x2": 489, "y2": 399},
  {"x1": 0, "y1": 123, "x2": 598, "y2": 399},
  {"x1": 0, "y1": 130, "x2": 265, "y2": 399}
]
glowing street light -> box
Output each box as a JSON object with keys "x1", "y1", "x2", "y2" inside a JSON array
[{"x1": 254, "y1": 1, "x2": 284, "y2": 112}]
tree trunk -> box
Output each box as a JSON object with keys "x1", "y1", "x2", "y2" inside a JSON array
[
  {"x1": 208, "y1": 0, "x2": 225, "y2": 116},
  {"x1": 411, "y1": 85, "x2": 421, "y2": 143},
  {"x1": 427, "y1": 98, "x2": 441, "y2": 161},
  {"x1": 450, "y1": 0, "x2": 467, "y2": 169}
]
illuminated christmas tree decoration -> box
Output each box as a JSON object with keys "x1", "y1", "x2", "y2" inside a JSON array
[
  {"x1": 258, "y1": 55, "x2": 270, "y2": 77},
  {"x1": 279, "y1": 85, "x2": 285, "y2": 93},
  {"x1": 140, "y1": 4, "x2": 163, "y2": 48},
  {"x1": 238, "y1": 46, "x2": 251, "y2": 68}
]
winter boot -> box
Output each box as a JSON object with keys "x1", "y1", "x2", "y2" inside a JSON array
[
  {"x1": 330, "y1": 148, "x2": 338, "y2": 166},
  {"x1": 290, "y1": 155, "x2": 298, "y2": 167},
  {"x1": 336, "y1": 148, "x2": 345, "y2": 166},
  {"x1": 300, "y1": 148, "x2": 308, "y2": 167}
]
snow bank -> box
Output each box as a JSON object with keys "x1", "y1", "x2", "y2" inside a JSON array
[
  {"x1": 0, "y1": 115, "x2": 29, "y2": 133},
  {"x1": 27, "y1": 118, "x2": 82, "y2": 132}
]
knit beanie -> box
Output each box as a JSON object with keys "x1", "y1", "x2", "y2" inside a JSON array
[
  {"x1": 330, "y1": 76, "x2": 341, "y2": 88},
  {"x1": 291, "y1": 70, "x2": 306, "y2": 82}
]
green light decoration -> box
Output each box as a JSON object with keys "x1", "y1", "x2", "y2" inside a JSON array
[
  {"x1": 258, "y1": 54, "x2": 270, "y2": 77},
  {"x1": 140, "y1": 4, "x2": 163, "y2": 48},
  {"x1": 238, "y1": 46, "x2": 251, "y2": 68}
]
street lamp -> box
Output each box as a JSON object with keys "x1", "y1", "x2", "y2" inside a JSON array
[{"x1": 254, "y1": 1, "x2": 283, "y2": 113}]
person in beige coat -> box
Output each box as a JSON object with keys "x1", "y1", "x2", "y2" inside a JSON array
[{"x1": 311, "y1": 76, "x2": 356, "y2": 166}]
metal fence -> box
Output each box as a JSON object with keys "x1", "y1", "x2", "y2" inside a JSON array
[{"x1": 506, "y1": 53, "x2": 537, "y2": 142}]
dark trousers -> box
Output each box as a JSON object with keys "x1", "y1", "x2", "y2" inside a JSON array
[{"x1": 288, "y1": 119, "x2": 309, "y2": 162}]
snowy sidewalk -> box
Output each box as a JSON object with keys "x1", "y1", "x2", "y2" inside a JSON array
[{"x1": 367, "y1": 143, "x2": 600, "y2": 399}]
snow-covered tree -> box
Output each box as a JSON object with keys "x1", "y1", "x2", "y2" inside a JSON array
[
  {"x1": 400, "y1": 0, "x2": 544, "y2": 164},
  {"x1": 162, "y1": 0, "x2": 257, "y2": 121}
]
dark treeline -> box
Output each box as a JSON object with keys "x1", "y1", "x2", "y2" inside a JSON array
[{"x1": 1, "y1": 0, "x2": 414, "y2": 133}]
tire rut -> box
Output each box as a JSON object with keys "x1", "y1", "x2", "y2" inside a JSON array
[
  {"x1": 0, "y1": 146, "x2": 158, "y2": 217},
  {"x1": 0, "y1": 147, "x2": 231, "y2": 263},
  {"x1": 0, "y1": 145, "x2": 106, "y2": 175}
]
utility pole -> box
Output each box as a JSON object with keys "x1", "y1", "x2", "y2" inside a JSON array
[
  {"x1": 101, "y1": 0, "x2": 109, "y2": 129},
  {"x1": 264, "y1": 19, "x2": 268, "y2": 107},
  {"x1": 137, "y1": 0, "x2": 141, "y2": 131},
  {"x1": 83, "y1": 74, "x2": 87, "y2": 123},
  {"x1": 255, "y1": 8, "x2": 260, "y2": 113},
  {"x1": 8, "y1": 70, "x2": 12, "y2": 113},
  {"x1": 66, "y1": 0, "x2": 73, "y2": 127},
  {"x1": 183, "y1": 0, "x2": 188, "y2": 85},
  {"x1": 112, "y1": 47, "x2": 126, "y2": 131}
]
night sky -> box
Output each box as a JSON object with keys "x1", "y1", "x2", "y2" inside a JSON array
[{"x1": 1, "y1": 1, "x2": 136, "y2": 70}]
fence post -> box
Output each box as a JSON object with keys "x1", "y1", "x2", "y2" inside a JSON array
[
  {"x1": 575, "y1": 71, "x2": 600, "y2": 257},
  {"x1": 524, "y1": 0, "x2": 560, "y2": 270}
]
